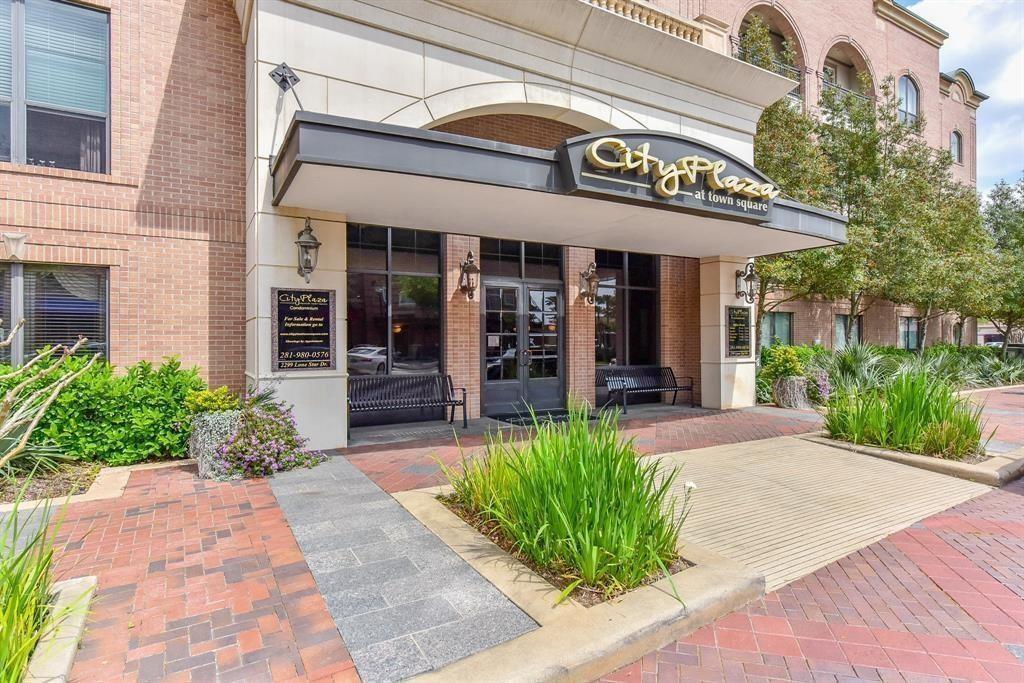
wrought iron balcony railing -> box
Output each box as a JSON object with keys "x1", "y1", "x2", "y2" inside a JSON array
[{"x1": 729, "y1": 37, "x2": 803, "y2": 103}]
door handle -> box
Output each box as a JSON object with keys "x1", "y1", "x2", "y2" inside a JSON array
[{"x1": 520, "y1": 349, "x2": 531, "y2": 366}]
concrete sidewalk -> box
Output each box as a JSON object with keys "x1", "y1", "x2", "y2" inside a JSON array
[{"x1": 657, "y1": 436, "x2": 989, "y2": 592}]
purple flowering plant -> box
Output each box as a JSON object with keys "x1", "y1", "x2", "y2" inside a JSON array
[{"x1": 211, "y1": 402, "x2": 325, "y2": 479}]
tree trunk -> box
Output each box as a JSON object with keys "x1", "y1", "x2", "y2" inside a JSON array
[
  {"x1": 956, "y1": 314, "x2": 966, "y2": 348},
  {"x1": 845, "y1": 292, "x2": 862, "y2": 348},
  {"x1": 918, "y1": 304, "x2": 932, "y2": 353},
  {"x1": 755, "y1": 279, "x2": 768, "y2": 358}
]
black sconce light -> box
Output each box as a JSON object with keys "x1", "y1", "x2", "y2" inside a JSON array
[
  {"x1": 735, "y1": 262, "x2": 760, "y2": 304},
  {"x1": 458, "y1": 251, "x2": 480, "y2": 300},
  {"x1": 580, "y1": 262, "x2": 600, "y2": 305},
  {"x1": 295, "y1": 218, "x2": 321, "y2": 283}
]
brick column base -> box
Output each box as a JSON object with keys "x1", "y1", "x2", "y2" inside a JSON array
[
  {"x1": 659, "y1": 255, "x2": 702, "y2": 405},
  {"x1": 444, "y1": 235, "x2": 482, "y2": 418},
  {"x1": 565, "y1": 247, "x2": 596, "y2": 407}
]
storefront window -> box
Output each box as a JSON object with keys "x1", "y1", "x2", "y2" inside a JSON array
[
  {"x1": 481, "y1": 239, "x2": 563, "y2": 281},
  {"x1": 0, "y1": 263, "x2": 108, "y2": 364},
  {"x1": 834, "y1": 314, "x2": 863, "y2": 350},
  {"x1": 760, "y1": 311, "x2": 793, "y2": 349},
  {"x1": 594, "y1": 250, "x2": 658, "y2": 367},
  {"x1": 899, "y1": 316, "x2": 920, "y2": 350},
  {"x1": 346, "y1": 225, "x2": 441, "y2": 376}
]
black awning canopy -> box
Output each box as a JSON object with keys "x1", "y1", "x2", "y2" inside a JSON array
[{"x1": 271, "y1": 112, "x2": 845, "y2": 258}]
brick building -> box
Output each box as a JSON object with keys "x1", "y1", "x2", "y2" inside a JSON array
[
  {"x1": 0, "y1": 0, "x2": 981, "y2": 448},
  {"x1": 676, "y1": 0, "x2": 987, "y2": 351}
]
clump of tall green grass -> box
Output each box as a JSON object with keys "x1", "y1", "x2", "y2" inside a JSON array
[
  {"x1": 824, "y1": 371, "x2": 987, "y2": 459},
  {"x1": 0, "y1": 489, "x2": 64, "y2": 682},
  {"x1": 441, "y1": 405, "x2": 689, "y2": 600}
]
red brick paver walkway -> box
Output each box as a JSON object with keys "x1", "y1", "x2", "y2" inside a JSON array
[
  {"x1": 345, "y1": 406, "x2": 822, "y2": 493},
  {"x1": 56, "y1": 465, "x2": 357, "y2": 682},
  {"x1": 603, "y1": 477, "x2": 1024, "y2": 682},
  {"x1": 972, "y1": 388, "x2": 1024, "y2": 454}
]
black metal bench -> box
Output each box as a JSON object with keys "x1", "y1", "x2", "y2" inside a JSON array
[
  {"x1": 604, "y1": 366, "x2": 694, "y2": 414},
  {"x1": 348, "y1": 374, "x2": 467, "y2": 433}
]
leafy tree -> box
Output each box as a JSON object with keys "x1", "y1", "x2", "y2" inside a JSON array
[
  {"x1": 739, "y1": 16, "x2": 832, "y2": 348},
  {"x1": 981, "y1": 178, "x2": 1024, "y2": 356}
]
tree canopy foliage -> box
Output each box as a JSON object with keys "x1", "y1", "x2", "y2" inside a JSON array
[{"x1": 739, "y1": 15, "x2": 997, "y2": 350}]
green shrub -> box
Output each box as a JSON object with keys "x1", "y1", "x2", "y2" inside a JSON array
[
  {"x1": 29, "y1": 357, "x2": 204, "y2": 466},
  {"x1": 185, "y1": 386, "x2": 240, "y2": 413},
  {"x1": 760, "y1": 346, "x2": 805, "y2": 383},
  {"x1": 824, "y1": 371, "x2": 986, "y2": 459},
  {"x1": 442, "y1": 406, "x2": 689, "y2": 599}
]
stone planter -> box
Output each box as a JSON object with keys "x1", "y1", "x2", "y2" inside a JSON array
[
  {"x1": 188, "y1": 410, "x2": 242, "y2": 480},
  {"x1": 773, "y1": 376, "x2": 812, "y2": 410}
]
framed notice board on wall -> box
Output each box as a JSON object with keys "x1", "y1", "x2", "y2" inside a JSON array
[
  {"x1": 726, "y1": 306, "x2": 752, "y2": 358},
  {"x1": 271, "y1": 288, "x2": 337, "y2": 371}
]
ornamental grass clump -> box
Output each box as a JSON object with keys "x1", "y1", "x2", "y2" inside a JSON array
[
  {"x1": 442, "y1": 405, "x2": 690, "y2": 601},
  {"x1": 0, "y1": 492, "x2": 72, "y2": 683},
  {"x1": 824, "y1": 370, "x2": 987, "y2": 459}
]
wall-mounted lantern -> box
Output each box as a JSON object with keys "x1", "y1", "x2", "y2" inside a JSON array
[
  {"x1": 295, "y1": 218, "x2": 321, "y2": 283},
  {"x1": 458, "y1": 250, "x2": 480, "y2": 300},
  {"x1": 580, "y1": 262, "x2": 600, "y2": 305},
  {"x1": 735, "y1": 262, "x2": 760, "y2": 304}
]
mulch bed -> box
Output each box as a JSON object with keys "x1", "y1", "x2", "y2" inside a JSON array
[
  {"x1": 440, "y1": 496, "x2": 691, "y2": 608},
  {"x1": 0, "y1": 462, "x2": 101, "y2": 504}
]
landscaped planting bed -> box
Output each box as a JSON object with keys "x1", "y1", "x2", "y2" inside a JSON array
[
  {"x1": 440, "y1": 406, "x2": 692, "y2": 606},
  {"x1": 0, "y1": 463, "x2": 99, "y2": 505}
]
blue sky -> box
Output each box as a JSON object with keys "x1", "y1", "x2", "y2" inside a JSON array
[{"x1": 904, "y1": 0, "x2": 1024, "y2": 196}]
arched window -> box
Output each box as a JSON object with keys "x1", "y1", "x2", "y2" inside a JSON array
[
  {"x1": 898, "y1": 75, "x2": 919, "y2": 124},
  {"x1": 950, "y1": 130, "x2": 963, "y2": 163}
]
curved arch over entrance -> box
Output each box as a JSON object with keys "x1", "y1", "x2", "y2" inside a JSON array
[{"x1": 431, "y1": 113, "x2": 589, "y2": 149}]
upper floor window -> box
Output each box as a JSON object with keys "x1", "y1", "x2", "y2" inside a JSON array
[
  {"x1": 950, "y1": 130, "x2": 963, "y2": 164},
  {"x1": 0, "y1": 0, "x2": 110, "y2": 173},
  {"x1": 898, "y1": 75, "x2": 919, "y2": 125}
]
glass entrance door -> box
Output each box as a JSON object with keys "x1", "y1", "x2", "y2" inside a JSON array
[{"x1": 483, "y1": 283, "x2": 563, "y2": 416}]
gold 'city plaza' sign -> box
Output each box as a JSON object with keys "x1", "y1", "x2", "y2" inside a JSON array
[{"x1": 584, "y1": 137, "x2": 780, "y2": 201}]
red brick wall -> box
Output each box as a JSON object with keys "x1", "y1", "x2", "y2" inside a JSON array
[
  {"x1": 443, "y1": 234, "x2": 482, "y2": 418},
  {"x1": 0, "y1": 0, "x2": 245, "y2": 389},
  {"x1": 659, "y1": 256, "x2": 702, "y2": 403},
  {"x1": 433, "y1": 114, "x2": 588, "y2": 149},
  {"x1": 667, "y1": 0, "x2": 978, "y2": 183},
  {"x1": 765, "y1": 294, "x2": 967, "y2": 349},
  {"x1": 565, "y1": 247, "x2": 596, "y2": 407}
]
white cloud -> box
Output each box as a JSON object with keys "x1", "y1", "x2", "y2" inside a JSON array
[{"x1": 907, "y1": 0, "x2": 1024, "y2": 194}]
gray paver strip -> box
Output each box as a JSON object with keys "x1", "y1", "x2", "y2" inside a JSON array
[{"x1": 270, "y1": 455, "x2": 536, "y2": 682}]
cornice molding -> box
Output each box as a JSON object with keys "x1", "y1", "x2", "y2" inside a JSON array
[{"x1": 873, "y1": 0, "x2": 947, "y2": 48}]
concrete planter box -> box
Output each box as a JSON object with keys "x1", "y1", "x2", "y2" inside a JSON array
[
  {"x1": 801, "y1": 433, "x2": 1024, "y2": 487},
  {"x1": 394, "y1": 486, "x2": 764, "y2": 682},
  {"x1": 24, "y1": 575, "x2": 97, "y2": 683}
]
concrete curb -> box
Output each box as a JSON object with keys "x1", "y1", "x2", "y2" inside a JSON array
[
  {"x1": 957, "y1": 383, "x2": 1024, "y2": 396},
  {"x1": 24, "y1": 575, "x2": 97, "y2": 683},
  {"x1": 396, "y1": 487, "x2": 764, "y2": 682},
  {"x1": 0, "y1": 459, "x2": 194, "y2": 513},
  {"x1": 799, "y1": 434, "x2": 1024, "y2": 487}
]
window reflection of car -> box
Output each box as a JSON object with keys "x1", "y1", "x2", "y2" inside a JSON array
[
  {"x1": 347, "y1": 346, "x2": 387, "y2": 375},
  {"x1": 486, "y1": 347, "x2": 518, "y2": 379}
]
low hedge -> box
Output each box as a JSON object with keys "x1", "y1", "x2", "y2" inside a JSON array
[{"x1": 0, "y1": 356, "x2": 205, "y2": 466}]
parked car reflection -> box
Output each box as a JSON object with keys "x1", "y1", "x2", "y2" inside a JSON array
[{"x1": 348, "y1": 345, "x2": 387, "y2": 375}]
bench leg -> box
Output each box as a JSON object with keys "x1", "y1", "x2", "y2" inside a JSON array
[
  {"x1": 672, "y1": 390, "x2": 678, "y2": 406},
  {"x1": 449, "y1": 404, "x2": 455, "y2": 425},
  {"x1": 622, "y1": 392, "x2": 628, "y2": 415},
  {"x1": 462, "y1": 402, "x2": 468, "y2": 429}
]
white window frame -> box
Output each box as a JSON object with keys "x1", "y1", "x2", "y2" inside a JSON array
[
  {"x1": 3, "y1": 261, "x2": 110, "y2": 365},
  {"x1": 898, "y1": 75, "x2": 919, "y2": 125},
  {"x1": 2, "y1": 0, "x2": 111, "y2": 172}
]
